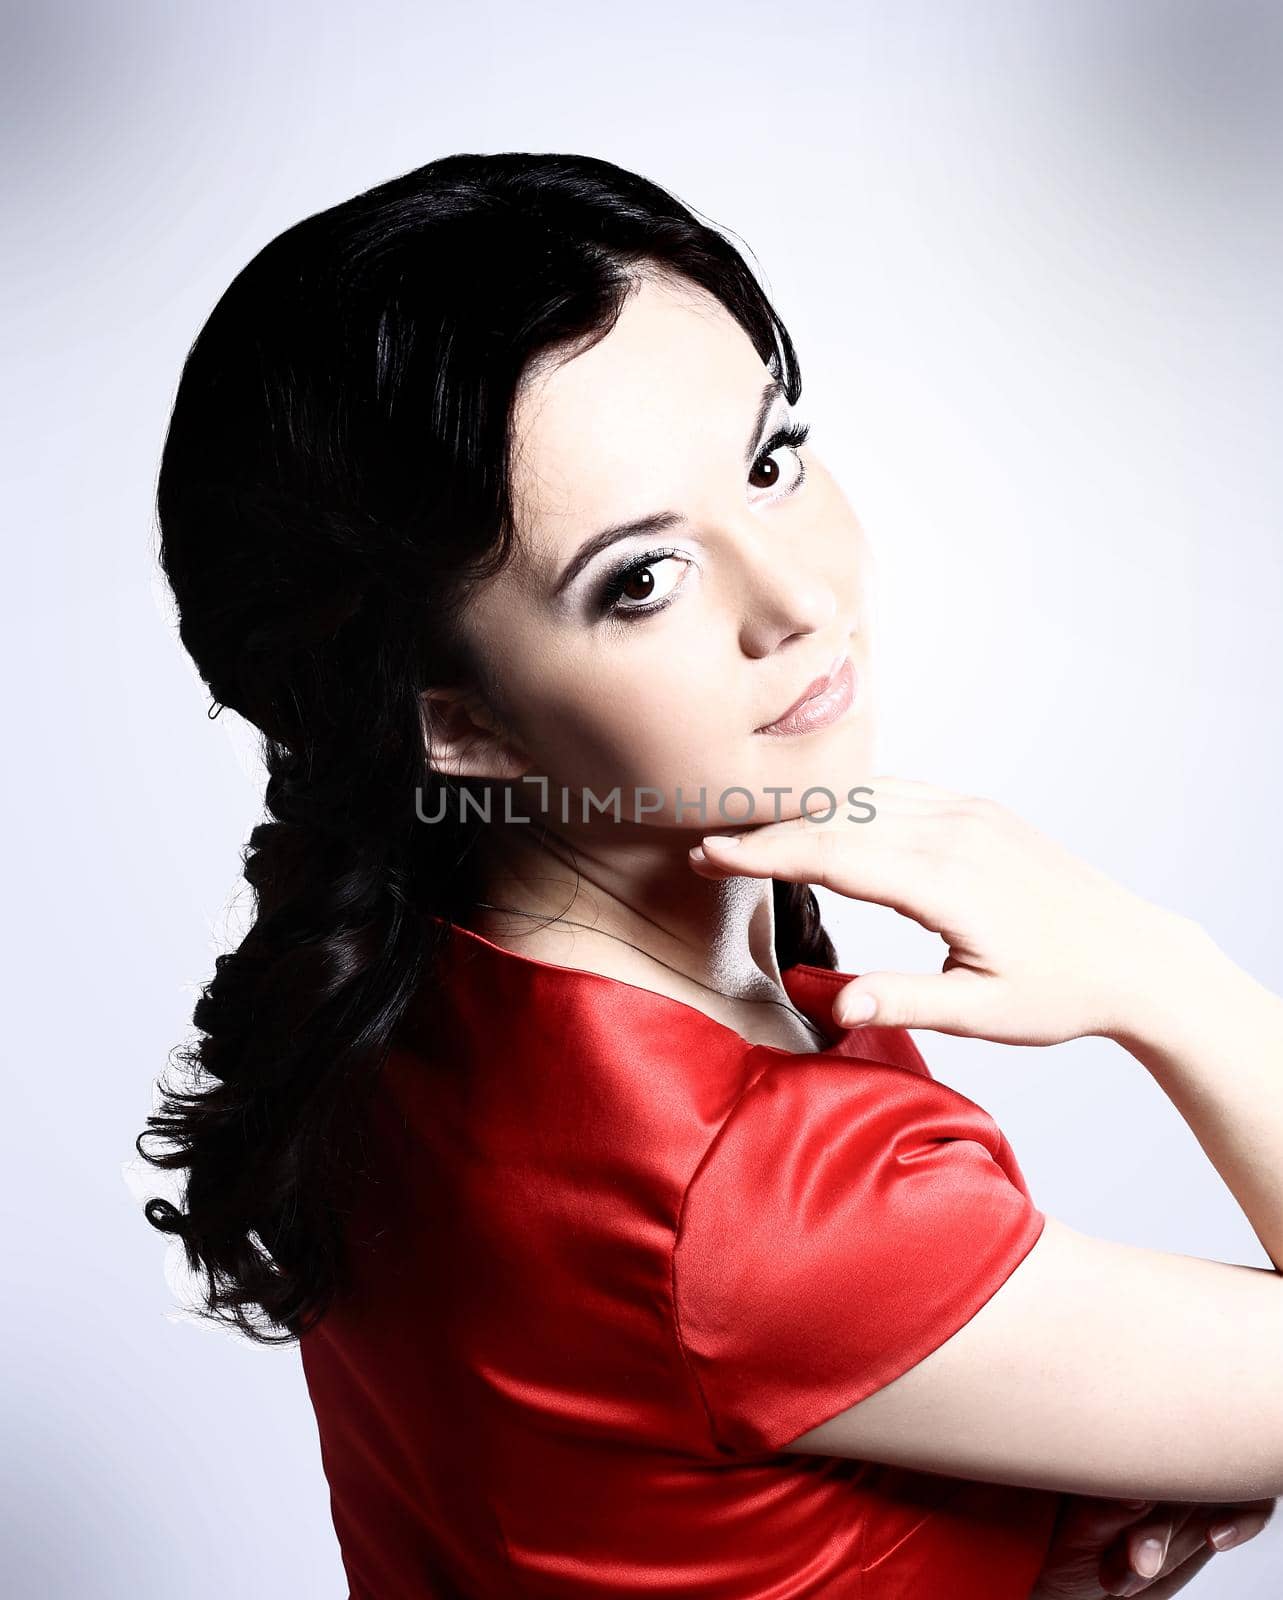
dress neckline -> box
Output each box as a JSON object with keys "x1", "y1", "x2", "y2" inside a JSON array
[{"x1": 422, "y1": 910, "x2": 856, "y2": 1058}]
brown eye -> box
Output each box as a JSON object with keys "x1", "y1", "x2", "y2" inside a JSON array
[
  {"x1": 749, "y1": 420, "x2": 811, "y2": 493},
  {"x1": 598, "y1": 550, "x2": 688, "y2": 618},
  {"x1": 749, "y1": 453, "x2": 783, "y2": 490}
]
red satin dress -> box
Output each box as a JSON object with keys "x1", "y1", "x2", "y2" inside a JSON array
[{"x1": 299, "y1": 914, "x2": 1062, "y2": 1597}]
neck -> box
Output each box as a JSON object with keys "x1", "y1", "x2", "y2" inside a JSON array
[{"x1": 470, "y1": 818, "x2": 786, "y2": 999}]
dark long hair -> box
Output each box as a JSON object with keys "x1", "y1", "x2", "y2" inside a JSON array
[{"x1": 136, "y1": 151, "x2": 838, "y2": 1346}]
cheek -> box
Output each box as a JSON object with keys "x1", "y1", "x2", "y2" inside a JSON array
[
  {"x1": 519, "y1": 665, "x2": 876, "y2": 824},
  {"x1": 810, "y1": 468, "x2": 871, "y2": 589},
  {"x1": 513, "y1": 644, "x2": 740, "y2": 793}
]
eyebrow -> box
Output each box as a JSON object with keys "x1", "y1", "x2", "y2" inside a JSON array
[{"x1": 550, "y1": 376, "x2": 785, "y2": 598}]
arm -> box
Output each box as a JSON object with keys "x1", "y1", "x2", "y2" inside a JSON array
[
  {"x1": 778, "y1": 1215, "x2": 1283, "y2": 1504},
  {"x1": 690, "y1": 778, "x2": 1283, "y2": 1503},
  {"x1": 1108, "y1": 920, "x2": 1283, "y2": 1274},
  {"x1": 1029, "y1": 916, "x2": 1283, "y2": 1593}
]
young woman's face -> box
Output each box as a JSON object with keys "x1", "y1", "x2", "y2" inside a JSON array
[{"x1": 451, "y1": 270, "x2": 877, "y2": 833}]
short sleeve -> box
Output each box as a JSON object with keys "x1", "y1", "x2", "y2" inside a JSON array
[{"x1": 672, "y1": 1054, "x2": 1046, "y2": 1457}]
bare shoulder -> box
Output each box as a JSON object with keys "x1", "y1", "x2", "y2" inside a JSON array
[{"x1": 782, "y1": 1214, "x2": 1283, "y2": 1504}]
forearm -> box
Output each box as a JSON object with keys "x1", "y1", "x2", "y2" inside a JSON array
[{"x1": 1108, "y1": 918, "x2": 1283, "y2": 1274}]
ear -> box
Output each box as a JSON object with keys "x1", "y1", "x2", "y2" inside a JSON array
[{"x1": 418, "y1": 685, "x2": 533, "y2": 781}]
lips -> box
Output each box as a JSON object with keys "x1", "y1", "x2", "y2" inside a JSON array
[{"x1": 756, "y1": 649, "x2": 848, "y2": 732}]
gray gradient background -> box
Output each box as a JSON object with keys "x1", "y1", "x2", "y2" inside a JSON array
[{"x1": 4, "y1": 0, "x2": 1281, "y2": 1593}]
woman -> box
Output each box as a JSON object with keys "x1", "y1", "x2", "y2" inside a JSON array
[{"x1": 138, "y1": 152, "x2": 1281, "y2": 1597}]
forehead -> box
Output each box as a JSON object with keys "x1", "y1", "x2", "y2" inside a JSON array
[{"x1": 508, "y1": 273, "x2": 769, "y2": 552}]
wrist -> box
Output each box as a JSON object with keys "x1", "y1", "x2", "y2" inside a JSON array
[{"x1": 1103, "y1": 912, "x2": 1256, "y2": 1055}]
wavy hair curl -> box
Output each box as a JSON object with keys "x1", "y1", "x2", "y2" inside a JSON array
[{"x1": 137, "y1": 152, "x2": 837, "y2": 1344}]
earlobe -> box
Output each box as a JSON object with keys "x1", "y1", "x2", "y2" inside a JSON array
[{"x1": 418, "y1": 686, "x2": 533, "y2": 781}]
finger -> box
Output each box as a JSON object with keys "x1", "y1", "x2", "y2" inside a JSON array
[
  {"x1": 1102, "y1": 1500, "x2": 1272, "y2": 1595},
  {"x1": 694, "y1": 773, "x2": 973, "y2": 841},
  {"x1": 832, "y1": 968, "x2": 1001, "y2": 1034},
  {"x1": 1140, "y1": 1545, "x2": 1216, "y2": 1599},
  {"x1": 1099, "y1": 1503, "x2": 1194, "y2": 1594},
  {"x1": 1201, "y1": 1502, "x2": 1275, "y2": 1551},
  {"x1": 692, "y1": 817, "x2": 959, "y2": 932},
  {"x1": 1125, "y1": 1520, "x2": 1175, "y2": 1586},
  {"x1": 1103, "y1": 1548, "x2": 1180, "y2": 1596},
  {"x1": 1155, "y1": 1496, "x2": 1273, "y2": 1561},
  {"x1": 1127, "y1": 1501, "x2": 1201, "y2": 1569}
]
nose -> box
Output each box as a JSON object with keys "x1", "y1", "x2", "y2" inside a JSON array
[{"x1": 730, "y1": 520, "x2": 846, "y2": 660}]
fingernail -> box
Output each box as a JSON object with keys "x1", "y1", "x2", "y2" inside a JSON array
[
  {"x1": 1209, "y1": 1522, "x2": 1240, "y2": 1550},
  {"x1": 838, "y1": 993, "x2": 877, "y2": 1024},
  {"x1": 703, "y1": 833, "x2": 741, "y2": 848},
  {"x1": 688, "y1": 845, "x2": 706, "y2": 863},
  {"x1": 1135, "y1": 1537, "x2": 1164, "y2": 1578},
  {"x1": 1113, "y1": 1577, "x2": 1145, "y2": 1597}
]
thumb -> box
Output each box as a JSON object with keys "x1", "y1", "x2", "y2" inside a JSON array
[{"x1": 833, "y1": 969, "x2": 992, "y2": 1032}]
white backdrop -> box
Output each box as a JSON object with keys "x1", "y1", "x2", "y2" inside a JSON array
[{"x1": 5, "y1": 0, "x2": 1281, "y2": 1592}]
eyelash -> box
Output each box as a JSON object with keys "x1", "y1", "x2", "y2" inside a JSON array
[{"x1": 597, "y1": 419, "x2": 812, "y2": 621}]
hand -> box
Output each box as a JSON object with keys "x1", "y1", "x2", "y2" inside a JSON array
[
  {"x1": 688, "y1": 776, "x2": 1204, "y2": 1044},
  {"x1": 1030, "y1": 1492, "x2": 1275, "y2": 1598}
]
